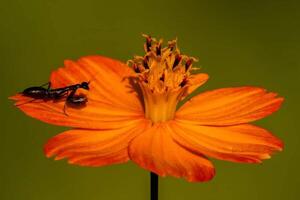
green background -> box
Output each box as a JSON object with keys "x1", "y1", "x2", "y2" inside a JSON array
[{"x1": 0, "y1": 0, "x2": 299, "y2": 199}]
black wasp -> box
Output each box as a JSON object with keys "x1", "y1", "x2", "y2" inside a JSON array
[{"x1": 21, "y1": 81, "x2": 90, "y2": 115}]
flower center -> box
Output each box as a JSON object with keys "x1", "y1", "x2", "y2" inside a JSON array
[{"x1": 128, "y1": 34, "x2": 197, "y2": 123}]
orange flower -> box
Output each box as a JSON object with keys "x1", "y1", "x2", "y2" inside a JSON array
[{"x1": 10, "y1": 35, "x2": 284, "y2": 182}]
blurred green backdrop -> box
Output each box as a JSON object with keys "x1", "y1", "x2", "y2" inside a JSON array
[{"x1": 0, "y1": 0, "x2": 299, "y2": 199}]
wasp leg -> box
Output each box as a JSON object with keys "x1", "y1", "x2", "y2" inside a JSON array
[
  {"x1": 63, "y1": 103, "x2": 69, "y2": 116},
  {"x1": 62, "y1": 90, "x2": 71, "y2": 116}
]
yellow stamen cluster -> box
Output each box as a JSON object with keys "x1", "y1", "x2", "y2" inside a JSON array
[
  {"x1": 128, "y1": 35, "x2": 198, "y2": 123},
  {"x1": 128, "y1": 34, "x2": 197, "y2": 93}
]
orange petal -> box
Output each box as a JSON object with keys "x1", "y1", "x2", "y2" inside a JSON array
[
  {"x1": 128, "y1": 122, "x2": 215, "y2": 182},
  {"x1": 44, "y1": 119, "x2": 151, "y2": 167},
  {"x1": 182, "y1": 73, "x2": 209, "y2": 98},
  {"x1": 176, "y1": 87, "x2": 284, "y2": 126},
  {"x1": 170, "y1": 121, "x2": 283, "y2": 163},
  {"x1": 11, "y1": 56, "x2": 144, "y2": 129}
]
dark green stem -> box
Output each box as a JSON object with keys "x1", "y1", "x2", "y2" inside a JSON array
[{"x1": 150, "y1": 172, "x2": 158, "y2": 200}]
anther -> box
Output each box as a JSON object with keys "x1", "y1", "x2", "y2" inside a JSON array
[
  {"x1": 180, "y1": 78, "x2": 187, "y2": 87},
  {"x1": 168, "y1": 40, "x2": 177, "y2": 51},
  {"x1": 185, "y1": 58, "x2": 193, "y2": 71},
  {"x1": 173, "y1": 54, "x2": 182, "y2": 69},
  {"x1": 156, "y1": 44, "x2": 161, "y2": 56},
  {"x1": 145, "y1": 36, "x2": 152, "y2": 52},
  {"x1": 133, "y1": 64, "x2": 140, "y2": 73},
  {"x1": 160, "y1": 74, "x2": 165, "y2": 81},
  {"x1": 143, "y1": 57, "x2": 149, "y2": 69}
]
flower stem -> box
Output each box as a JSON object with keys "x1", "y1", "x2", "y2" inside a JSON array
[{"x1": 150, "y1": 172, "x2": 158, "y2": 200}]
